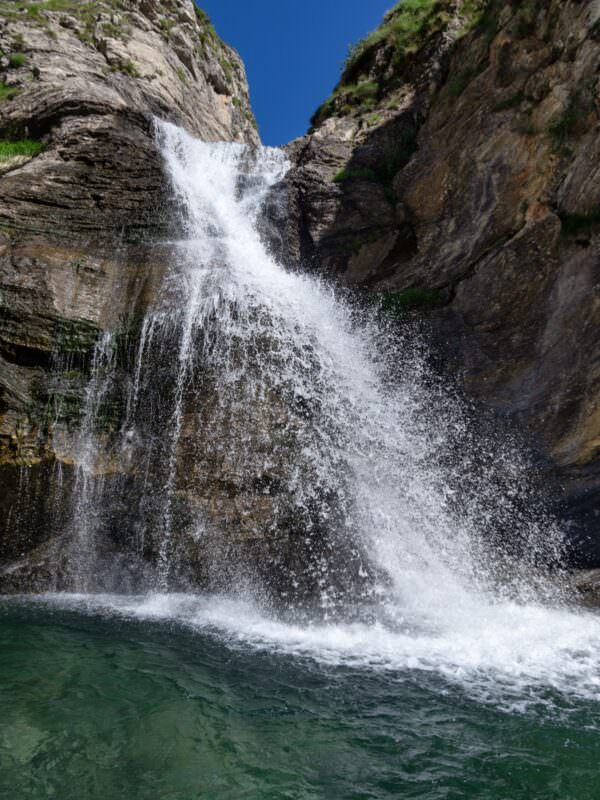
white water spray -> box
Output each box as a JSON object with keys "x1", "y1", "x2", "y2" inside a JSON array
[
  {"x1": 153, "y1": 122, "x2": 563, "y2": 606},
  {"x1": 43, "y1": 121, "x2": 600, "y2": 707}
]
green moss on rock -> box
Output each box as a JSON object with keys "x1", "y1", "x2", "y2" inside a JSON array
[
  {"x1": 0, "y1": 83, "x2": 21, "y2": 102},
  {"x1": 0, "y1": 138, "x2": 43, "y2": 160},
  {"x1": 559, "y1": 208, "x2": 600, "y2": 237},
  {"x1": 379, "y1": 288, "x2": 444, "y2": 316}
]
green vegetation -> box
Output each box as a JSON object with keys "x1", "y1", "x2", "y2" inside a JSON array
[
  {"x1": 120, "y1": 60, "x2": 139, "y2": 78},
  {"x1": 0, "y1": 139, "x2": 43, "y2": 160},
  {"x1": 53, "y1": 319, "x2": 100, "y2": 357},
  {"x1": 314, "y1": 85, "x2": 374, "y2": 123},
  {"x1": 0, "y1": 2, "x2": 133, "y2": 49},
  {"x1": 492, "y1": 92, "x2": 524, "y2": 113},
  {"x1": 559, "y1": 208, "x2": 600, "y2": 237},
  {"x1": 333, "y1": 127, "x2": 417, "y2": 202},
  {"x1": 344, "y1": 79, "x2": 379, "y2": 100},
  {"x1": 195, "y1": 4, "x2": 218, "y2": 46},
  {"x1": 245, "y1": 110, "x2": 258, "y2": 129},
  {"x1": 176, "y1": 67, "x2": 187, "y2": 84},
  {"x1": 460, "y1": 0, "x2": 489, "y2": 32},
  {"x1": 219, "y1": 56, "x2": 233, "y2": 84},
  {"x1": 312, "y1": 80, "x2": 379, "y2": 126},
  {"x1": 313, "y1": 0, "x2": 489, "y2": 126},
  {"x1": 379, "y1": 288, "x2": 444, "y2": 315},
  {"x1": 345, "y1": 0, "x2": 449, "y2": 71},
  {"x1": 333, "y1": 167, "x2": 378, "y2": 183},
  {"x1": 0, "y1": 0, "x2": 98, "y2": 18},
  {"x1": 159, "y1": 16, "x2": 173, "y2": 38},
  {"x1": 313, "y1": 0, "x2": 447, "y2": 125},
  {"x1": 345, "y1": 0, "x2": 488, "y2": 71},
  {"x1": 9, "y1": 52, "x2": 26, "y2": 68},
  {"x1": 0, "y1": 83, "x2": 21, "y2": 102}
]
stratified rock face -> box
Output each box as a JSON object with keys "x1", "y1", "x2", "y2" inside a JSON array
[
  {"x1": 0, "y1": 0, "x2": 259, "y2": 586},
  {"x1": 0, "y1": 0, "x2": 258, "y2": 464},
  {"x1": 284, "y1": 0, "x2": 600, "y2": 560}
]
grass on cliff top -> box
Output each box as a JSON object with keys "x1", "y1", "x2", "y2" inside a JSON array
[
  {"x1": 344, "y1": 0, "x2": 487, "y2": 74},
  {"x1": 0, "y1": 139, "x2": 43, "y2": 160},
  {"x1": 0, "y1": 0, "x2": 96, "y2": 17},
  {"x1": 312, "y1": 0, "x2": 490, "y2": 126},
  {"x1": 345, "y1": 0, "x2": 444, "y2": 68}
]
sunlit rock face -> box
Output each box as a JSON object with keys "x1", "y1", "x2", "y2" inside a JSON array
[
  {"x1": 0, "y1": 0, "x2": 259, "y2": 585},
  {"x1": 283, "y1": 0, "x2": 600, "y2": 561}
]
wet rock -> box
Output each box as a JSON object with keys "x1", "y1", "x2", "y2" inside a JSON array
[{"x1": 572, "y1": 569, "x2": 600, "y2": 606}]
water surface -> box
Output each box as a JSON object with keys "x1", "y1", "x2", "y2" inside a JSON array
[{"x1": 2, "y1": 596, "x2": 599, "y2": 800}]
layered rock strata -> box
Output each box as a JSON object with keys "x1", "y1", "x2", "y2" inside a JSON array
[{"x1": 0, "y1": 0, "x2": 258, "y2": 588}]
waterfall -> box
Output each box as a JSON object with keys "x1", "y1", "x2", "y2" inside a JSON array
[
  {"x1": 11, "y1": 121, "x2": 600, "y2": 709},
  {"x1": 56, "y1": 120, "x2": 564, "y2": 620}
]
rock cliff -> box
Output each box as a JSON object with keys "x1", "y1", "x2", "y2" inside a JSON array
[
  {"x1": 0, "y1": 0, "x2": 258, "y2": 587},
  {"x1": 284, "y1": 0, "x2": 600, "y2": 564},
  {"x1": 0, "y1": 0, "x2": 257, "y2": 460},
  {"x1": 2, "y1": 0, "x2": 600, "y2": 596}
]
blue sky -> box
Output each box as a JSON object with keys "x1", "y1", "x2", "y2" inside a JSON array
[{"x1": 197, "y1": 1, "x2": 395, "y2": 146}]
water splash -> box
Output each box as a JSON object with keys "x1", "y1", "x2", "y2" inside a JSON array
[
  {"x1": 151, "y1": 121, "x2": 564, "y2": 608},
  {"x1": 56, "y1": 121, "x2": 565, "y2": 612},
  {"x1": 65, "y1": 331, "x2": 117, "y2": 590},
  {"x1": 15, "y1": 591, "x2": 600, "y2": 712}
]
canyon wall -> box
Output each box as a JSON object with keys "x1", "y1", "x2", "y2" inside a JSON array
[
  {"x1": 2, "y1": 0, "x2": 599, "y2": 594},
  {"x1": 0, "y1": 0, "x2": 258, "y2": 587},
  {"x1": 284, "y1": 0, "x2": 600, "y2": 563}
]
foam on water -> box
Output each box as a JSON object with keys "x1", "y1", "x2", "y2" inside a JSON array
[{"x1": 15, "y1": 591, "x2": 600, "y2": 714}]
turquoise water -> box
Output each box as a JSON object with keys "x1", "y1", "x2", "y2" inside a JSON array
[{"x1": 2, "y1": 598, "x2": 600, "y2": 800}]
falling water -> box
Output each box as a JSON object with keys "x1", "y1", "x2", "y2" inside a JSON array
[
  {"x1": 65, "y1": 120, "x2": 566, "y2": 605},
  {"x1": 147, "y1": 122, "x2": 562, "y2": 604},
  {"x1": 34, "y1": 121, "x2": 600, "y2": 707}
]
